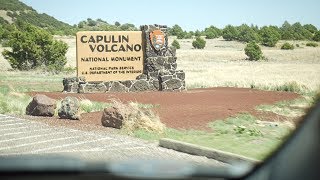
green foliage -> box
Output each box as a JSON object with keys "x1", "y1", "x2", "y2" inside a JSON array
[
  {"x1": 120, "y1": 23, "x2": 137, "y2": 31},
  {"x1": 169, "y1": 24, "x2": 185, "y2": 39},
  {"x1": 192, "y1": 37, "x2": 206, "y2": 49},
  {"x1": 171, "y1": 39, "x2": 180, "y2": 49},
  {"x1": 204, "y1": 26, "x2": 221, "y2": 39},
  {"x1": 244, "y1": 41, "x2": 263, "y2": 61},
  {"x1": 313, "y1": 31, "x2": 320, "y2": 41},
  {"x1": 280, "y1": 21, "x2": 313, "y2": 40},
  {"x1": 306, "y1": 42, "x2": 318, "y2": 47},
  {"x1": 303, "y1": 24, "x2": 318, "y2": 34},
  {"x1": 194, "y1": 30, "x2": 203, "y2": 37},
  {"x1": 260, "y1": 26, "x2": 281, "y2": 47},
  {"x1": 222, "y1": 25, "x2": 239, "y2": 41},
  {"x1": 2, "y1": 22, "x2": 68, "y2": 72},
  {"x1": 114, "y1": 21, "x2": 121, "y2": 26},
  {"x1": 281, "y1": 42, "x2": 294, "y2": 50},
  {"x1": 237, "y1": 24, "x2": 260, "y2": 43},
  {"x1": 87, "y1": 18, "x2": 97, "y2": 26},
  {"x1": 0, "y1": 0, "x2": 34, "y2": 11}
]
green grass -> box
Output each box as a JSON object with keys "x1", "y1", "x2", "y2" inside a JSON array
[
  {"x1": 0, "y1": 71, "x2": 74, "y2": 114},
  {"x1": 79, "y1": 99, "x2": 112, "y2": 113},
  {"x1": 256, "y1": 95, "x2": 315, "y2": 117},
  {"x1": 133, "y1": 113, "x2": 293, "y2": 160},
  {"x1": 0, "y1": 71, "x2": 67, "y2": 92}
]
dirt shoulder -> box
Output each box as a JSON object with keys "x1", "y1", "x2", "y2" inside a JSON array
[{"x1": 28, "y1": 87, "x2": 299, "y2": 130}]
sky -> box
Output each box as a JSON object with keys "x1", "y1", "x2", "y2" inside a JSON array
[{"x1": 21, "y1": 0, "x2": 320, "y2": 31}]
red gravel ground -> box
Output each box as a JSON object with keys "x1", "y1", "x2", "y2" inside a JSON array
[{"x1": 29, "y1": 87, "x2": 299, "y2": 130}]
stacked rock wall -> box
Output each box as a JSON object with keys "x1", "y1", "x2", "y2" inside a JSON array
[{"x1": 63, "y1": 24, "x2": 186, "y2": 93}]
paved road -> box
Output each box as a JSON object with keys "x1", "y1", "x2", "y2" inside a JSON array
[{"x1": 0, "y1": 114, "x2": 224, "y2": 166}]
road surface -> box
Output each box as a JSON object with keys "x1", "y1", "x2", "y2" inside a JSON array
[{"x1": 0, "y1": 114, "x2": 224, "y2": 166}]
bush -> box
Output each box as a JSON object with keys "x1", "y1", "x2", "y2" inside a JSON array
[
  {"x1": 2, "y1": 22, "x2": 68, "y2": 72},
  {"x1": 171, "y1": 39, "x2": 180, "y2": 49},
  {"x1": 192, "y1": 37, "x2": 206, "y2": 49},
  {"x1": 306, "y1": 42, "x2": 318, "y2": 47},
  {"x1": 313, "y1": 31, "x2": 320, "y2": 41},
  {"x1": 222, "y1": 25, "x2": 239, "y2": 41},
  {"x1": 260, "y1": 26, "x2": 281, "y2": 47},
  {"x1": 237, "y1": 24, "x2": 261, "y2": 43},
  {"x1": 244, "y1": 41, "x2": 263, "y2": 61},
  {"x1": 281, "y1": 42, "x2": 294, "y2": 50}
]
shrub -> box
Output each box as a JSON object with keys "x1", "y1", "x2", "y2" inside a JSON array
[
  {"x1": 171, "y1": 39, "x2": 180, "y2": 49},
  {"x1": 192, "y1": 37, "x2": 206, "y2": 49},
  {"x1": 281, "y1": 42, "x2": 294, "y2": 50},
  {"x1": 2, "y1": 22, "x2": 68, "y2": 72},
  {"x1": 306, "y1": 42, "x2": 318, "y2": 47},
  {"x1": 260, "y1": 26, "x2": 281, "y2": 47},
  {"x1": 222, "y1": 25, "x2": 239, "y2": 41},
  {"x1": 313, "y1": 31, "x2": 320, "y2": 41},
  {"x1": 204, "y1": 26, "x2": 220, "y2": 39},
  {"x1": 244, "y1": 41, "x2": 263, "y2": 61},
  {"x1": 237, "y1": 24, "x2": 261, "y2": 43}
]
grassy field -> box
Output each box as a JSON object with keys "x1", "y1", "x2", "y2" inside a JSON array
[{"x1": 2, "y1": 37, "x2": 319, "y2": 91}]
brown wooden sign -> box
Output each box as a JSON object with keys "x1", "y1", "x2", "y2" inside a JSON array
[{"x1": 76, "y1": 31, "x2": 144, "y2": 82}]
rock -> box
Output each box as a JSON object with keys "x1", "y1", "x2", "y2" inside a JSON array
[
  {"x1": 164, "y1": 78, "x2": 182, "y2": 90},
  {"x1": 81, "y1": 83, "x2": 107, "y2": 93},
  {"x1": 26, "y1": 95, "x2": 56, "y2": 117},
  {"x1": 136, "y1": 74, "x2": 148, "y2": 80},
  {"x1": 176, "y1": 71, "x2": 185, "y2": 80},
  {"x1": 101, "y1": 107, "x2": 123, "y2": 129},
  {"x1": 58, "y1": 96, "x2": 80, "y2": 120},
  {"x1": 129, "y1": 80, "x2": 150, "y2": 92},
  {"x1": 121, "y1": 80, "x2": 133, "y2": 88},
  {"x1": 160, "y1": 75, "x2": 173, "y2": 82},
  {"x1": 151, "y1": 79, "x2": 160, "y2": 90},
  {"x1": 109, "y1": 81, "x2": 127, "y2": 92}
]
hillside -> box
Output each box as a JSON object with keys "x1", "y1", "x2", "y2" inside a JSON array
[{"x1": 0, "y1": 0, "x2": 73, "y2": 35}]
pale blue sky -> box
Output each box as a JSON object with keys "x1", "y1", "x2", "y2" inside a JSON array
[{"x1": 21, "y1": 0, "x2": 320, "y2": 31}]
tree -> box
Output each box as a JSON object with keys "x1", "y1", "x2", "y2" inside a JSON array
[
  {"x1": 222, "y1": 25, "x2": 238, "y2": 41},
  {"x1": 194, "y1": 30, "x2": 202, "y2": 37},
  {"x1": 87, "y1": 18, "x2": 97, "y2": 27},
  {"x1": 2, "y1": 22, "x2": 68, "y2": 72},
  {"x1": 78, "y1": 21, "x2": 85, "y2": 28},
  {"x1": 303, "y1": 24, "x2": 318, "y2": 34},
  {"x1": 244, "y1": 41, "x2": 263, "y2": 60},
  {"x1": 115, "y1": 21, "x2": 121, "y2": 26},
  {"x1": 204, "y1": 26, "x2": 221, "y2": 39},
  {"x1": 171, "y1": 39, "x2": 180, "y2": 49},
  {"x1": 192, "y1": 37, "x2": 206, "y2": 49},
  {"x1": 280, "y1": 21, "x2": 294, "y2": 40},
  {"x1": 237, "y1": 24, "x2": 260, "y2": 43},
  {"x1": 169, "y1": 24, "x2": 185, "y2": 39},
  {"x1": 120, "y1": 23, "x2": 137, "y2": 31},
  {"x1": 313, "y1": 31, "x2": 320, "y2": 41},
  {"x1": 259, "y1": 26, "x2": 281, "y2": 47}
]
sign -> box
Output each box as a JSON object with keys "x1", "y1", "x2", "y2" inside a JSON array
[
  {"x1": 76, "y1": 31, "x2": 144, "y2": 82},
  {"x1": 149, "y1": 29, "x2": 166, "y2": 51}
]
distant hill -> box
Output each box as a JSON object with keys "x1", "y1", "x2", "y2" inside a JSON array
[{"x1": 0, "y1": 0, "x2": 73, "y2": 35}]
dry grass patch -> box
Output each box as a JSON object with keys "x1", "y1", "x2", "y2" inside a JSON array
[{"x1": 111, "y1": 99, "x2": 165, "y2": 135}]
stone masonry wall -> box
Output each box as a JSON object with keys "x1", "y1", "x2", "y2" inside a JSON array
[{"x1": 63, "y1": 24, "x2": 186, "y2": 93}]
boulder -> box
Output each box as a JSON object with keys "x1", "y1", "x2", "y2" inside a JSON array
[
  {"x1": 58, "y1": 96, "x2": 80, "y2": 120},
  {"x1": 101, "y1": 107, "x2": 123, "y2": 129},
  {"x1": 109, "y1": 81, "x2": 127, "y2": 92},
  {"x1": 129, "y1": 80, "x2": 150, "y2": 92},
  {"x1": 26, "y1": 94, "x2": 56, "y2": 117}
]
